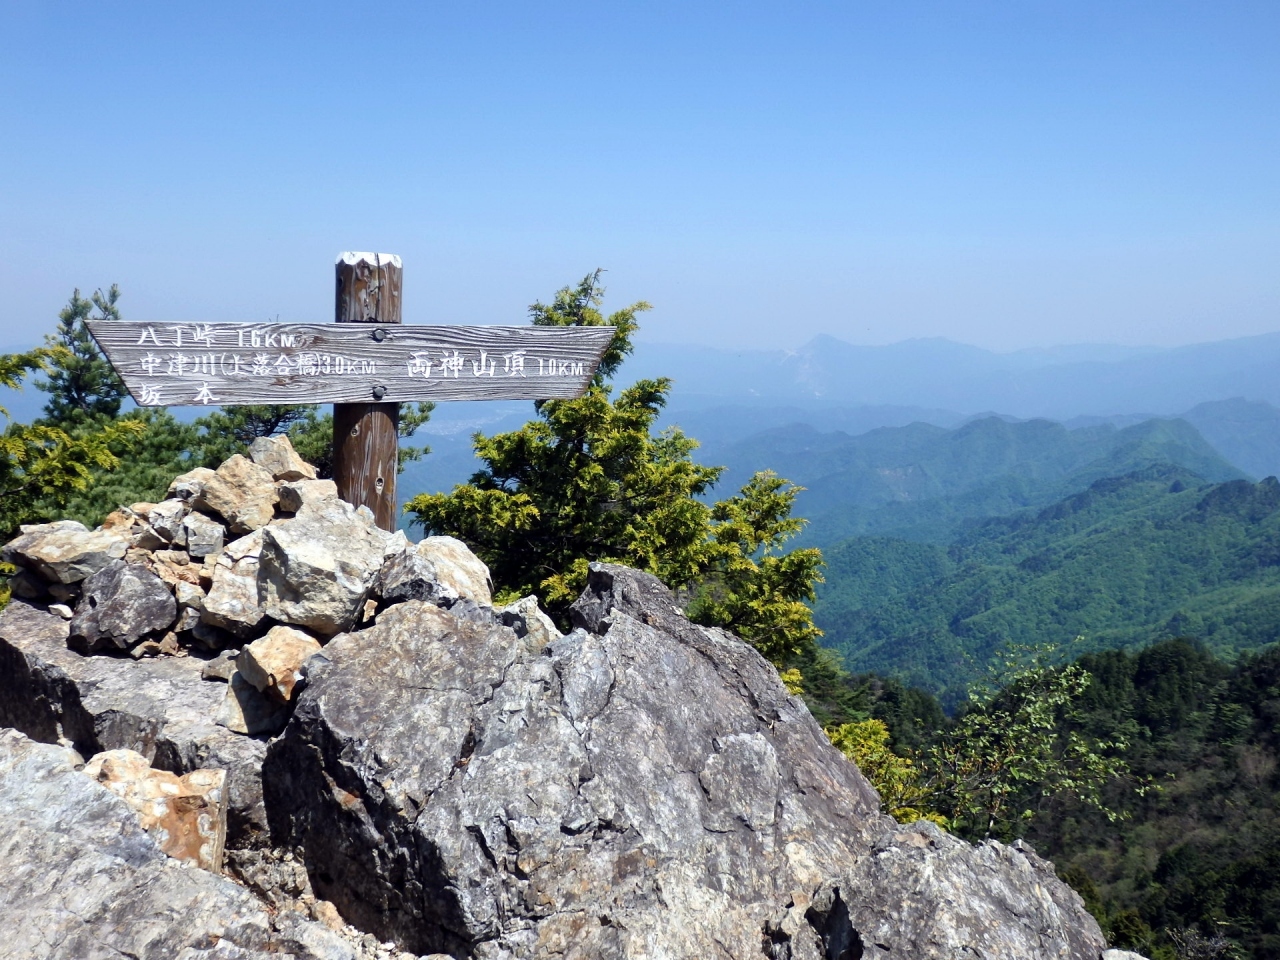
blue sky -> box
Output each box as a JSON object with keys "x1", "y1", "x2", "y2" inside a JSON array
[{"x1": 1, "y1": 1, "x2": 1276, "y2": 351}]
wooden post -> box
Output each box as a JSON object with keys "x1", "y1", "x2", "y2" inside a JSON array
[{"x1": 333, "y1": 252, "x2": 402, "y2": 531}]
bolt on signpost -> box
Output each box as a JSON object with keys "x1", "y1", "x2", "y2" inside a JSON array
[{"x1": 89, "y1": 252, "x2": 614, "y2": 530}]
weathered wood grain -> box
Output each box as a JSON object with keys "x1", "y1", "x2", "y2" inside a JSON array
[
  {"x1": 86, "y1": 321, "x2": 614, "y2": 406},
  {"x1": 334, "y1": 253, "x2": 403, "y2": 531}
]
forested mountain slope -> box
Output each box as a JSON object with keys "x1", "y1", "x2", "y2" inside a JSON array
[
  {"x1": 713, "y1": 415, "x2": 1245, "y2": 545},
  {"x1": 814, "y1": 467, "x2": 1280, "y2": 705}
]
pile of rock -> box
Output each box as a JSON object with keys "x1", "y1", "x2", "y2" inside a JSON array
[
  {"x1": 0, "y1": 442, "x2": 1123, "y2": 960},
  {"x1": 3, "y1": 435, "x2": 498, "y2": 739}
]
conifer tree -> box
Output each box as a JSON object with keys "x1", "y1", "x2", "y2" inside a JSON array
[
  {"x1": 36, "y1": 285, "x2": 128, "y2": 424},
  {"x1": 407, "y1": 272, "x2": 824, "y2": 667}
]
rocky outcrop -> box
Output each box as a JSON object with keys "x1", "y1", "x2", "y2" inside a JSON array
[
  {"x1": 0, "y1": 442, "x2": 1112, "y2": 960},
  {"x1": 0, "y1": 729, "x2": 359, "y2": 960},
  {"x1": 263, "y1": 562, "x2": 1106, "y2": 960},
  {"x1": 0, "y1": 598, "x2": 270, "y2": 844}
]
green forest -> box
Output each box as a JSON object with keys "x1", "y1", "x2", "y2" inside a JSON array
[
  {"x1": 815, "y1": 466, "x2": 1280, "y2": 706},
  {"x1": 827, "y1": 638, "x2": 1280, "y2": 960}
]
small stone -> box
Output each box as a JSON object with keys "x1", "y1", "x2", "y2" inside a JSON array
[
  {"x1": 148, "y1": 498, "x2": 190, "y2": 542},
  {"x1": 99, "y1": 508, "x2": 137, "y2": 533},
  {"x1": 2, "y1": 520, "x2": 128, "y2": 584},
  {"x1": 237, "y1": 625, "x2": 322, "y2": 703},
  {"x1": 248, "y1": 434, "x2": 317, "y2": 482},
  {"x1": 167, "y1": 466, "x2": 217, "y2": 502},
  {"x1": 215, "y1": 669, "x2": 290, "y2": 737},
  {"x1": 174, "y1": 580, "x2": 206, "y2": 610},
  {"x1": 182, "y1": 511, "x2": 226, "y2": 559},
  {"x1": 311, "y1": 899, "x2": 346, "y2": 932},
  {"x1": 151, "y1": 548, "x2": 204, "y2": 588},
  {"x1": 195, "y1": 455, "x2": 278, "y2": 534},
  {"x1": 69, "y1": 560, "x2": 178, "y2": 653},
  {"x1": 131, "y1": 526, "x2": 168, "y2": 551},
  {"x1": 201, "y1": 531, "x2": 266, "y2": 638},
  {"x1": 277, "y1": 478, "x2": 339, "y2": 513},
  {"x1": 129, "y1": 501, "x2": 157, "y2": 518},
  {"x1": 82, "y1": 748, "x2": 227, "y2": 872},
  {"x1": 201, "y1": 648, "x2": 240, "y2": 682},
  {"x1": 260, "y1": 499, "x2": 388, "y2": 635},
  {"x1": 130, "y1": 631, "x2": 181, "y2": 659},
  {"x1": 175, "y1": 606, "x2": 202, "y2": 632},
  {"x1": 377, "y1": 535, "x2": 493, "y2": 607},
  {"x1": 48, "y1": 603, "x2": 73, "y2": 620}
]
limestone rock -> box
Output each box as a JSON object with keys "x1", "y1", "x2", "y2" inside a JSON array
[
  {"x1": 260, "y1": 498, "x2": 389, "y2": 634},
  {"x1": 167, "y1": 465, "x2": 217, "y2": 501},
  {"x1": 420, "y1": 535, "x2": 492, "y2": 604},
  {"x1": 238, "y1": 625, "x2": 322, "y2": 702},
  {"x1": 1103, "y1": 951, "x2": 1152, "y2": 960},
  {"x1": 0, "y1": 729, "x2": 355, "y2": 960},
  {"x1": 249, "y1": 433, "x2": 317, "y2": 481},
  {"x1": 266, "y1": 562, "x2": 1106, "y2": 959},
  {"x1": 68, "y1": 559, "x2": 177, "y2": 653},
  {"x1": 82, "y1": 747, "x2": 227, "y2": 872},
  {"x1": 182, "y1": 510, "x2": 226, "y2": 558},
  {"x1": 263, "y1": 588, "x2": 882, "y2": 956},
  {"x1": 377, "y1": 535, "x2": 493, "y2": 608},
  {"x1": 148, "y1": 496, "x2": 190, "y2": 542},
  {"x1": 279, "y1": 477, "x2": 339, "y2": 512},
  {"x1": 6, "y1": 568, "x2": 46, "y2": 599},
  {"x1": 1, "y1": 520, "x2": 127, "y2": 584},
  {"x1": 174, "y1": 578, "x2": 206, "y2": 610},
  {"x1": 216, "y1": 669, "x2": 291, "y2": 736},
  {"x1": 827, "y1": 823, "x2": 1106, "y2": 960},
  {"x1": 196, "y1": 454, "x2": 279, "y2": 533},
  {"x1": 202, "y1": 648, "x2": 240, "y2": 682},
  {"x1": 499, "y1": 594, "x2": 563, "y2": 650},
  {"x1": 202, "y1": 529, "x2": 267, "y2": 637},
  {"x1": 0, "y1": 599, "x2": 269, "y2": 844}
]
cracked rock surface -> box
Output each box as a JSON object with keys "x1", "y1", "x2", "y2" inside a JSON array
[
  {"x1": 0, "y1": 728, "x2": 356, "y2": 960},
  {"x1": 264, "y1": 563, "x2": 1106, "y2": 960},
  {"x1": 0, "y1": 599, "x2": 269, "y2": 844}
]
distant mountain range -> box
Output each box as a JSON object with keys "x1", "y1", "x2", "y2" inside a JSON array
[{"x1": 706, "y1": 414, "x2": 1247, "y2": 545}]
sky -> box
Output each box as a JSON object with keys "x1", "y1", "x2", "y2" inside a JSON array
[{"x1": 1, "y1": 1, "x2": 1277, "y2": 352}]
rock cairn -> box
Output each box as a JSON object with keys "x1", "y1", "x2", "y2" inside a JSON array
[{"x1": 0, "y1": 440, "x2": 1116, "y2": 960}]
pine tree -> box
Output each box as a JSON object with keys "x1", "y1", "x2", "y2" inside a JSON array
[{"x1": 36, "y1": 285, "x2": 129, "y2": 424}]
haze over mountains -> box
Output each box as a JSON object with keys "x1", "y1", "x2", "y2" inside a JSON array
[
  {"x1": 628, "y1": 331, "x2": 1280, "y2": 419},
  {"x1": 394, "y1": 330, "x2": 1280, "y2": 506}
]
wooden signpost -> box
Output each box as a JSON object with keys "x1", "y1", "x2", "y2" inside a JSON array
[{"x1": 88, "y1": 252, "x2": 613, "y2": 530}]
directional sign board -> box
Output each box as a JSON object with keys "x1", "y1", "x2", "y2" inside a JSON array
[{"x1": 87, "y1": 321, "x2": 614, "y2": 407}]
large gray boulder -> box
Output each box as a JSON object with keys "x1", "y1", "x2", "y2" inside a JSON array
[
  {"x1": 264, "y1": 563, "x2": 1107, "y2": 960},
  {"x1": 0, "y1": 599, "x2": 269, "y2": 845},
  {"x1": 68, "y1": 559, "x2": 178, "y2": 653},
  {"x1": 0, "y1": 728, "x2": 356, "y2": 960},
  {"x1": 264, "y1": 569, "x2": 817, "y2": 956}
]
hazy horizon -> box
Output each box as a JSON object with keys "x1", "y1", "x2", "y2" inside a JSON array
[{"x1": 2, "y1": 3, "x2": 1277, "y2": 353}]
